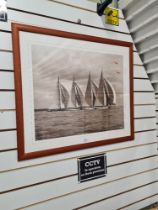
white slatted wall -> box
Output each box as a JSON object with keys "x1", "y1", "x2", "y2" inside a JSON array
[{"x1": 0, "y1": 0, "x2": 157, "y2": 209}]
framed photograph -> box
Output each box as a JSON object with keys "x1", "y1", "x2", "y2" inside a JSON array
[{"x1": 12, "y1": 23, "x2": 134, "y2": 160}]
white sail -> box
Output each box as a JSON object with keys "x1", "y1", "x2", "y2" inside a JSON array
[
  {"x1": 105, "y1": 79, "x2": 116, "y2": 105},
  {"x1": 97, "y1": 72, "x2": 108, "y2": 106},
  {"x1": 57, "y1": 77, "x2": 70, "y2": 109},
  {"x1": 60, "y1": 84, "x2": 70, "y2": 108},
  {"x1": 71, "y1": 80, "x2": 84, "y2": 109},
  {"x1": 91, "y1": 81, "x2": 98, "y2": 106},
  {"x1": 85, "y1": 73, "x2": 98, "y2": 108},
  {"x1": 97, "y1": 72, "x2": 116, "y2": 107},
  {"x1": 55, "y1": 73, "x2": 116, "y2": 110}
]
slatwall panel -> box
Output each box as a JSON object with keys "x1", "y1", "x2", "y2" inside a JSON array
[
  {"x1": 155, "y1": 95, "x2": 158, "y2": 138},
  {"x1": 0, "y1": 0, "x2": 157, "y2": 210}
]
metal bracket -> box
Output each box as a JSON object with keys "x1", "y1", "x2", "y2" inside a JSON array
[{"x1": 97, "y1": 0, "x2": 113, "y2": 16}]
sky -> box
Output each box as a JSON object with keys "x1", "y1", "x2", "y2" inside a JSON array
[{"x1": 31, "y1": 44, "x2": 123, "y2": 109}]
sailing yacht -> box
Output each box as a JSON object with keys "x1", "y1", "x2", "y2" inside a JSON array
[
  {"x1": 71, "y1": 77, "x2": 84, "y2": 109},
  {"x1": 97, "y1": 72, "x2": 116, "y2": 107},
  {"x1": 53, "y1": 73, "x2": 116, "y2": 111},
  {"x1": 105, "y1": 79, "x2": 116, "y2": 105},
  {"x1": 57, "y1": 77, "x2": 70, "y2": 110},
  {"x1": 85, "y1": 73, "x2": 98, "y2": 108}
]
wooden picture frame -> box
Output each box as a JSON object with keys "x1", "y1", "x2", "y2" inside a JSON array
[{"x1": 12, "y1": 23, "x2": 134, "y2": 160}]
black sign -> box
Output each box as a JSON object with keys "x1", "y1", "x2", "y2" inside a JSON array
[{"x1": 78, "y1": 154, "x2": 107, "y2": 182}]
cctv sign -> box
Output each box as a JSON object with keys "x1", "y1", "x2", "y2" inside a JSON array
[
  {"x1": 78, "y1": 154, "x2": 107, "y2": 182},
  {"x1": 0, "y1": 0, "x2": 7, "y2": 22}
]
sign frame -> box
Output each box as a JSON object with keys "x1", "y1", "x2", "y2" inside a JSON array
[{"x1": 78, "y1": 154, "x2": 107, "y2": 183}]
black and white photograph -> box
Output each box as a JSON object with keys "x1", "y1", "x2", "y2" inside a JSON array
[
  {"x1": 12, "y1": 23, "x2": 133, "y2": 159},
  {"x1": 32, "y1": 45, "x2": 124, "y2": 140}
]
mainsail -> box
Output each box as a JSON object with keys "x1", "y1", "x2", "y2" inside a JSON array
[
  {"x1": 57, "y1": 77, "x2": 69, "y2": 109},
  {"x1": 56, "y1": 73, "x2": 116, "y2": 110},
  {"x1": 97, "y1": 72, "x2": 116, "y2": 106},
  {"x1": 105, "y1": 79, "x2": 116, "y2": 105},
  {"x1": 97, "y1": 72, "x2": 108, "y2": 106},
  {"x1": 85, "y1": 73, "x2": 98, "y2": 107},
  {"x1": 71, "y1": 78, "x2": 84, "y2": 109}
]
